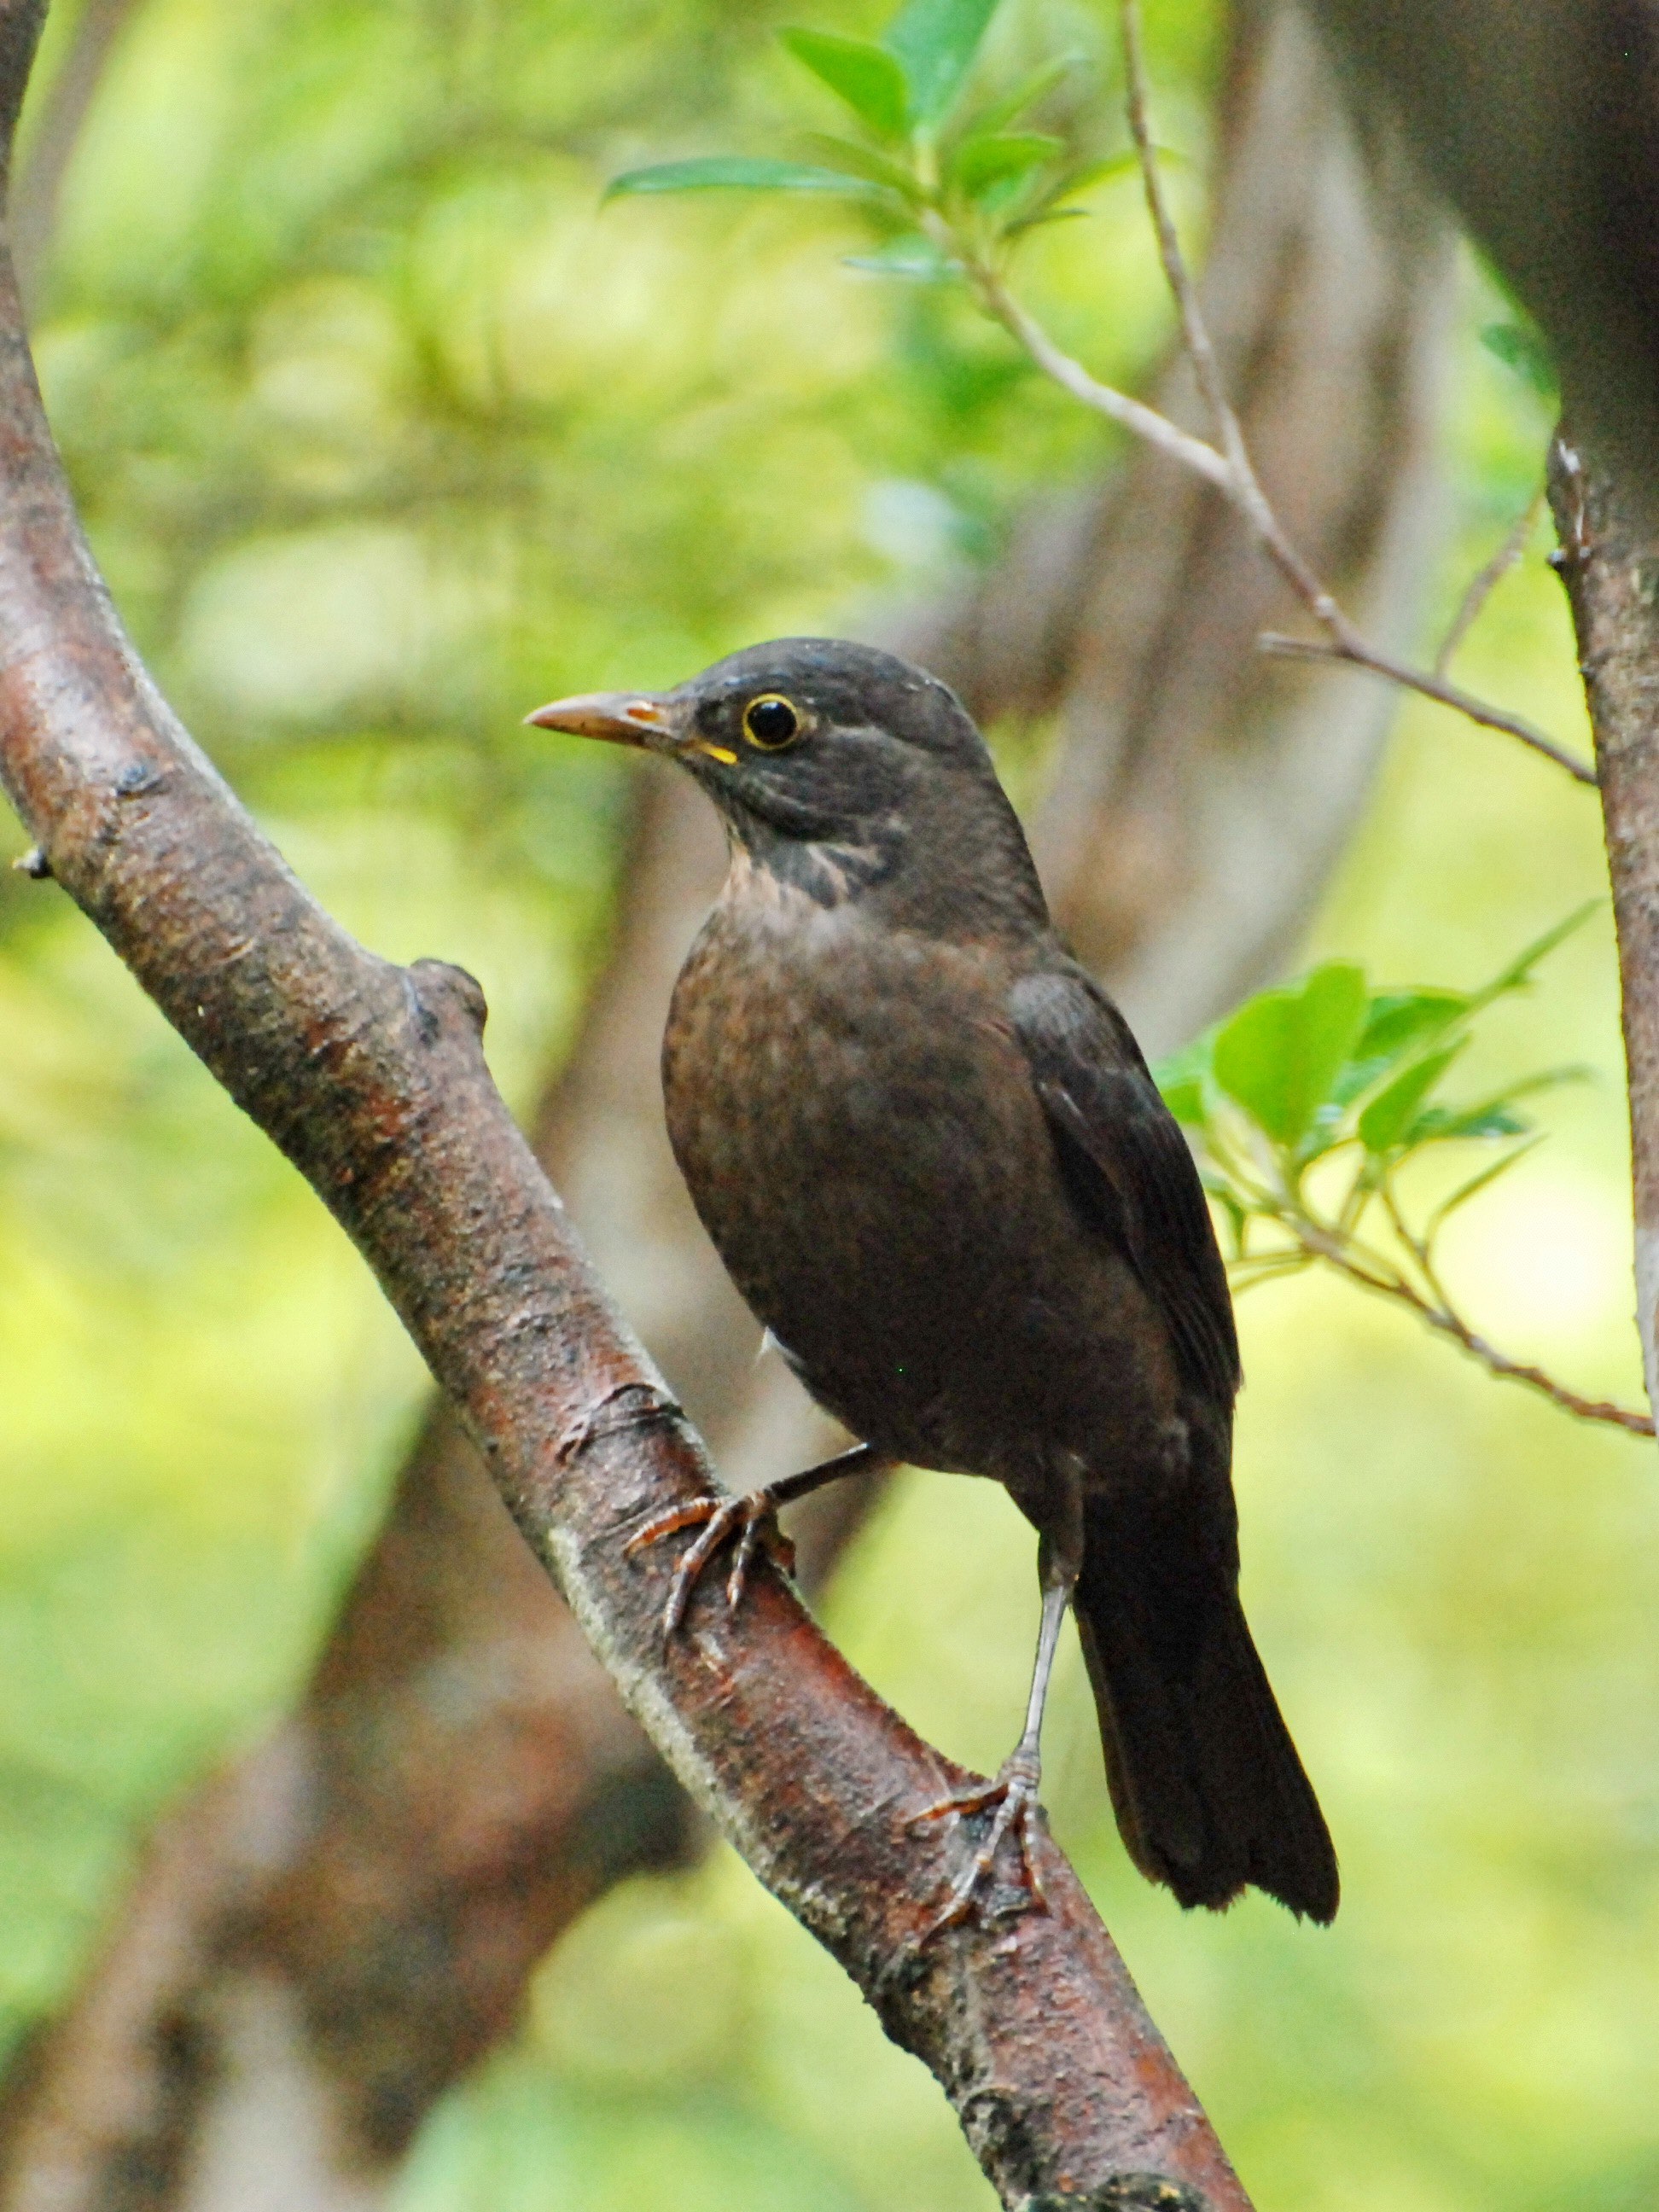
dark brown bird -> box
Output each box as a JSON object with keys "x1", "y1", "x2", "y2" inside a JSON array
[{"x1": 528, "y1": 637, "x2": 1338, "y2": 1927}]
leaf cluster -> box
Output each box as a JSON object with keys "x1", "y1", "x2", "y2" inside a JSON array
[
  {"x1": 606, "y1": 0, "x2": 1130, "y2": 272},
  {"x1": 1155, "y1": 906, "x2": 1596, "y2": 1284}
]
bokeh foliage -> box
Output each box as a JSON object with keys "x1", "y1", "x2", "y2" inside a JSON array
[{"x1": 2, "y1": 1, "x2": 1656, "y2": 2209}]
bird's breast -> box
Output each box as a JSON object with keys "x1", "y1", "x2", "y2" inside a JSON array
[{"x1": 661, "y1": 886, "x2": 1170, "y2": 1476}]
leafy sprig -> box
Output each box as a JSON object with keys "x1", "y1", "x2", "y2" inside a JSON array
[
  {"x1": 1154, "y1": 908, "x2": 1650, "y2": 1435},
  {"x1": 607, "y1": 0, "x2": 1115, "y2": 269}
]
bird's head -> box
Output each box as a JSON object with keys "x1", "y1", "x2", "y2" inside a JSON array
[{"x1": 527, "y1": 637, "x2": 1049, "y2": 930}]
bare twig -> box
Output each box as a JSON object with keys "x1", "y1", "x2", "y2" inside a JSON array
[
  {"x1": 1116, "y1": 0, "x2": 1343, "y2": 628},
  {"x1": 1255, "y1": 632, "x2": 1596, "y2": 783},
  {"x1": 1243, "y1": 1199, "x2": 1654, "y2": 1437},
  {"x1": 1434, "y1": 488, "x2": 1545, "y2": 675},
  {"x1": 953, "y1": 2, "x2": 1595, "y2": 788},
  {"x1": 1299, "y1": 1222, "x2": 1654, "y2": 1435},
  {"x1": 0, "y1": 2, "x2": 1254, "y2": 2203}
]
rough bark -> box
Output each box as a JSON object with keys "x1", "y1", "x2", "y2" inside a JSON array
[
  {"x1": 0, "y1": 3, "x2": 1451, "y2": 2208},
  {"x1": 0, "y1": 0, "x2": 1265, "y2": 2202},
  {"x1": 1548, "y1": 438, "x2": 1659, "y2": 1412}
]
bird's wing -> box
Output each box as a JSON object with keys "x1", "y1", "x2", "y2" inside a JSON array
[{"x1": 1010, "y1": 968, "x2": 1240, "y2": 1407}]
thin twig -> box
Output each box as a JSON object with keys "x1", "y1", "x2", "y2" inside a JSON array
[
  {"x1": 1116, "y1": 0, "x2": 1347, "y2": 633},
  {"x1": 954, "y1": 3, "x2": 1597, "y2": 788},
  {"x1": 1260, "y1": 1212, "x2": 1654, "y2": 1436},
  {"x1": 1256, "y1": 632, "x2": 1597, "y2": 783},
  {"x1": 1434, "y1": 487, "x2": 1545, "y2": 676}
]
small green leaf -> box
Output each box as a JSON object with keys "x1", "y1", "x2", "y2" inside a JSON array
[
  {"x1": 1212, "y1": 963, "x2": 1368, "y2": 1150},
  {"x1": 1358, "y1": 1041, "x2": 1465, "y2": 1154},
  {"x1": 959, "y1": 51, "x2": 1085, "y2": 137},
  {"x1": 798, "y1": 131, "x2": 924, "y2": 199},
  {"x1": 1423, "y1": 1135, "x2": 1543, "y2": 1238},
  {"x1": 843, "y1": 235, "x2": 955, "y2": 279},
  {"x1": 781, "y1": 29, "x2": 911, "y2": 139},
  {"x1": 604, "y1": 158, "x2": 882, "y2": 201},
  {"x1": 1466, "y1": 899, "x2": 1598, "y2": 1013},
  {"x1": 1331, "y1": 988, "x2": 1469, "y2": 1105},
  {"x1": 1412, "y1": 1103, "x2": 1529, "y2": 1142},
  {"x1": 1356, "y1": 990, "x2": 1469, "y2": 1063},
  {"x1": 1480, "y1": 320, "x2": 1558, "y2": 401},
  {"x1": 883, "y1": 0, "x2": 1003, "y2": 125},
  {"x1": 1051, "y1": 144, "x2": 1185, "y2": 198},
  {"x1": 1412, "y1": 1064, "x2": 1591, "y2": 1144},
  {"x1": 1004, "y1": 204, "x2": 1091, "y2": 236},
  {"x1": 951, "y1": 130, "x2": 1063, "y2": 197}
]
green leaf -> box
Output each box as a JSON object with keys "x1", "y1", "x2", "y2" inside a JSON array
[
  {"x1": 842, "y1": 235, "x2": 955, "y2": 279},
  {"x1": 1412, "y1": 1064, "x2": 1592, "y2": 1144},
  {"x1": 1004, "y1": 204, "x2": 1091, "y2": 236},
  {"x1": 1331, "y1": 988, "x2": 1469, "y2": 1105},
  {"x1": 798, "y1": 132, "x2": 923, "y2": 199},
  {"x1": 1423, "y1": 1135, "x2": 1543, "y2": 1239},
  {"x1": 603, "y1": 158, "x2": 882, "y2": 202},
  {"x1": 959, "y1": 51, "x2": 1085, "y2": 137},
  {"x1": 883, "y1": 0, "x2": 1003, "y2": 125},
  {"x1": 1355, "y1": 990, "x2": 1469, "y2": 1063},
  {"x1": 1358, "y1": 1041, "x2": 1465, "y2": 1154},
  {"x1": 1465, "y1": 899, "x2": 1598, "y2": 1014},
  {"x1": 1212, "y1": 963, "x2": 1368, "y2": 1150},
  {"x1": 1412, "y1": 1103, "x2": 1528, "y2": 1142},
  {"x1": 1479, "y1": 320, "x2": 1558, "y2": 401},
  {"x1": 951, "y1": 130, "x2": 1063, "y2": 198},
  {"x1": 781, "y1": 29, "x2": 911, "y2": 139}
]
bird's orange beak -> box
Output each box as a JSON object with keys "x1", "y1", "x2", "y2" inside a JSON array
[
  {"x1": 525, "y1": 689, "x2": 740, "y2": 765},
  {"x1": 523, "y1": 691, "x2": 672, "y2": 748}
]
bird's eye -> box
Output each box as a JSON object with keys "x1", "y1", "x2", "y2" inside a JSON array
[{"x1": 742, "y1": 694, "x2": 801, "y2": 751}]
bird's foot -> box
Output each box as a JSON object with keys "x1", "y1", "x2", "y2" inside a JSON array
[
  {"x1": 624, "y1": 1488, "x2": 797, "y2": 1640},
  {"x1": 913, "y1": 1749, "x2": 1049, "y2": 1936}
]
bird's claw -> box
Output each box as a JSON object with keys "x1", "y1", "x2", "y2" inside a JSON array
[
  {"x1": 623, "y1": 1488, "x2": 796, "y2": 1639},
  {"x1": 913, "y1": 1754, "x2": 1050, "y2": 1936}
]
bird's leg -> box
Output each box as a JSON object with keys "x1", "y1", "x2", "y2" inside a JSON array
[
  {"x1": 625, "y1": 1441, "x2": 893, "y2": 1639},
  {"x1": 917, "y1": 1491, "x2": 1083, "y2": 1932}
]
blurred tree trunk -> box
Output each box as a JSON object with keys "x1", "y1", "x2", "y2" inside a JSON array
[
  {"x1": 9, "y1": 0, "x2": 141, "y2": 306},
  {"x1": 0, "y1": 4, "x2": 1448, "y2": 2206}
]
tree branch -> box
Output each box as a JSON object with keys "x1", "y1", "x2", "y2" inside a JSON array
[
  {"x1": 1246, "y1": 1197, "x2": 1655, "y2": 1437},
  {"x1": 1546, "y1": 434, "x2": 1659, "y2": 1423},
  {"x1": 1434, "y1": 490, "x2": 1543, "y2": 678},
  {"x1": 0, "y1": 0, "x2": 1250, "y2": 2202}
]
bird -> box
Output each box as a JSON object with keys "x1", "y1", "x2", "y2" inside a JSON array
[{"x1": 527, "y1": 637, "x2": 1339, "y2": 1929}]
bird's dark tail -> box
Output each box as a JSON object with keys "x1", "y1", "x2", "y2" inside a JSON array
[{"x1": 1072, "y1": 1493, "x2": 1339, "y2": 1923}]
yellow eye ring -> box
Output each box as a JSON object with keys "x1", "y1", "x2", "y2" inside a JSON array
[{"x1": 742, "y1": 694, "x2": 802, "y2": 751}]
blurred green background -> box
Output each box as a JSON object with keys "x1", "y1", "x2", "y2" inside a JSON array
[{"x1": 3, "y1": 0, "x2": 1656, "y2": 2208}]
